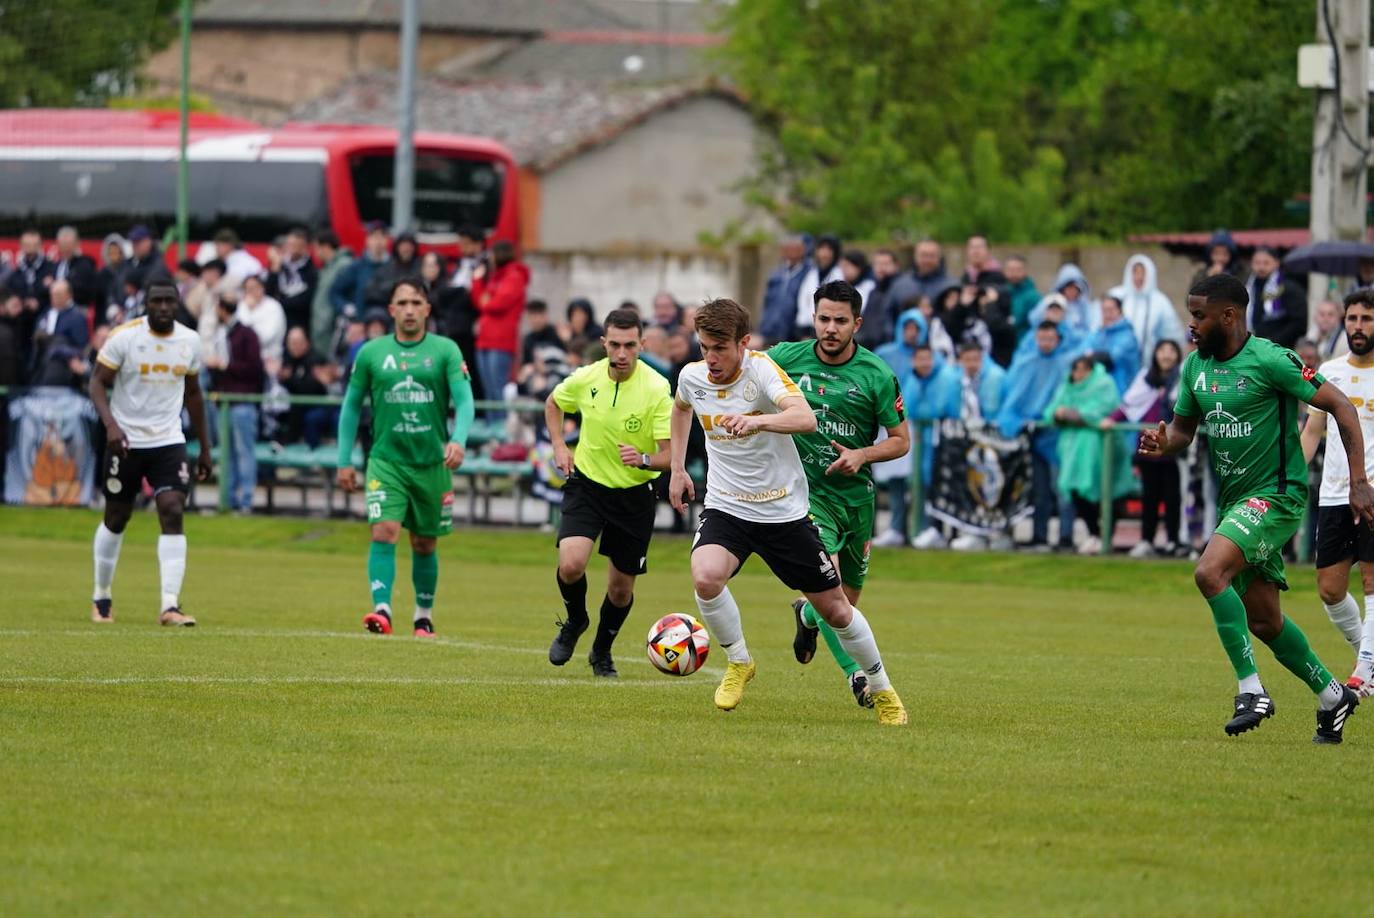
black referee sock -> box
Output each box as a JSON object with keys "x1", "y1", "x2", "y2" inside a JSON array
[
  {"x1": 593, "y1": 594, "x2": 633, "y2": 655},
  {"x1": 557, "y1": 572, "x2": 589, "y2": 627}
]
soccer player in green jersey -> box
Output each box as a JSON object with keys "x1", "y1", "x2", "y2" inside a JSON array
[
  {"x1": 1140, "y1": 273, "x2": 1374, "y2": 743},
  {"x1": 336, "y1": 278, "x2": 475, "y2": 637},
  {"x1": 544, "y1": 308, "x2": 674, "y2": 677},
  {"x1": 769, "y1": 280, "x2": 910, "y2": 707}
]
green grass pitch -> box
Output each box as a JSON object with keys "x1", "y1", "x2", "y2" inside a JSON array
[{"x1": 1, "y1": 507, "x2": 1370, "y2": 914}]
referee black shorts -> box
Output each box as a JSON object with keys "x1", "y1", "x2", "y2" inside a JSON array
[
  {"x1": 1315, "y1": 505, "x2": 1374, "y2": 569},
  {"x1": 692, "y1": 507, "x2": 841, "y2": 594},
  {"x1": 557, "y1": 468, "x2": 657, "y2": 575}
]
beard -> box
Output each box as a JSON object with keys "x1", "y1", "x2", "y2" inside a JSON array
[
  {"x1": 1351, "y1": 333, "x2": 1374, "y2": 357},
  {"x1": 1195, "y1": 329, "x2": 1226, "y2": 359}
]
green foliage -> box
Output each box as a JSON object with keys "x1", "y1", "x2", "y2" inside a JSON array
[
  {"x1": 0, "y1": 0, "x2": 181, "y2": 107},
  {"x1": 717, "y1": 0, "x2": 1322, "y2": 240}
]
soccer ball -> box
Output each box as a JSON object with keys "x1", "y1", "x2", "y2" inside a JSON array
[{"x1": 646, "y1": 613, "x2": 710, "y2": 676}]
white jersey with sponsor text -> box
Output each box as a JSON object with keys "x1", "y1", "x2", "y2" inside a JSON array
[
  {"x1": 96, "y1": 317, "x2": 201, "y2": 449},
  {"x1": 676, "y1": 350, "x2": 811, "y2": 523},
  {"x1": 1315, "y1": 354, "x2": 1374, "y2": 506}
]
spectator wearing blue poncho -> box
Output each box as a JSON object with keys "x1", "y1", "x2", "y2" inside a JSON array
[
  {"x1": 874, "y1": 306, "x2": 929, "y2": 386},
  {"x1": 997, "y1": 320, "x2": 1076, "y2": 550},
  {"x1": 1028, "y1": 264, "x2": 1098, "y2": 339},
  {"x1": 1081, "y1": 294, "x2": 1140, "y2": 395},
  {"x1": 900, "y1": 345, "x2": 961, "y2": 550}
]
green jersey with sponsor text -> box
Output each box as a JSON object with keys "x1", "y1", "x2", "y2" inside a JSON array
[
  {"x1": 347, "y1": 333, "x2": 470, "y2": 466},
  {"x1": 1173, "y1": 335, "x2": 1324, "y2": 509},
  {"x1": 768, "y1": 340, "x2": 905, "y2": 508}
]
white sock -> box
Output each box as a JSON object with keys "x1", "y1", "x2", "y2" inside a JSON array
[
  {"x1": 414, "y1": 606, "x2": 432, "y2": 623},
  {"x1": 1319, "y1": 677, "x2": 1346, "y2": 710},
  {"x1": 1323, "y1": 593, "x2": 1362, "y2": 649},
  {"x1": 833, "y1": 606, "x2": 892, "y2": 691},
  {"x1": 1358, "y1": 597, "x2": 1374, "y2": 679},
  {"x1": 1239, "y1": 673, "x2": 1264, "y2": 695},
  {"x1": 157, "y1": 534, "x2": 187, "y2": 611},
  {"x1": 695, "y1": 587, "x2": 750, "y2": 664},
  {"x1": 92, "y1": 523, "x2": 123, "y2": 601}
]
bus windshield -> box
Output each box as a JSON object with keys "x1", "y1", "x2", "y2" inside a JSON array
[
  {"x1": 350, "y1": 152, "x2": 503, "y2": 237},
  {"x1": 0, "y1": 158, "x2": 328, "y2": 243}
]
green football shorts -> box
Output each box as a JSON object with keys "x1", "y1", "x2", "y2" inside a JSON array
[
  {"x1": 364, "y1": 456, "x2": 454, "y2": 537},
  {"x1": 807, "y1": 495, "x2": 875, "y2": 589},
  {"x1": 1213, "y1": 493, "x2": 1304, "y2": 595}
]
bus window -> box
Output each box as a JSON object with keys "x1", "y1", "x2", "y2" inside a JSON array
[
  {"x1": 0, "y1": 159, "x2": 327, "y2": 243},
  {"x1": 350, "y1": 153, "x2": 502, "y2": 237}
]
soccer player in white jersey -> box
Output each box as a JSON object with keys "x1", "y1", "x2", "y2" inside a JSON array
[
  {"x1": 88, "y1": 280, "x2": 213, "y2": 625},
  {"x1": 1302, "y1": 288, "x2": 1374, "y2": 694},
  {"x1": 668, "y1": 298, "x2": 908, "y2": 725}
]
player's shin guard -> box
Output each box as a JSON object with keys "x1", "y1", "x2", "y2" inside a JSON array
[
  {"x1": 557, "y1": 572, "x2": 589, "y2": 627},
  {"x1": 1323, "y1": 593, "x2": 1363, "y2": 650},
  {"x1": 1206, "y1": 587, "x2": 1259, "y2": 680},
  {"x1": 157, "y1": 535, "x2": 187, "y2": 611},
  {"x1": 369, "y1": 541, "x2": 396, "y2": 608},
  {"x1": 1266, "y1": 615, "x2": 1339, "y2": 699},
  {"x1": 696, "y1": 587, "x2": 749, "y2": 663},
  {"x1": 809, "y1": 604, "x2": 860, "y2": 676},
  {"x1": 593, "y1": 594, "x2": 632, "y2": 654},
  {"x1": 93, "y1": 523, "x2": 123, "y2": 600},
  {"x1": 833, "y1": 607, "x2": 891, "y2": 691},
  {"x1": 412, "y1": 550, "x2": 437, "y2": 621}
]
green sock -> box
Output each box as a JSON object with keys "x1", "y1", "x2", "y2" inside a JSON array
[
  {"x1": 412, "y1": 550, "x2": 438, "y2": 615},
  {"x1": 1266, "y1": 615, "x2": 1335, "y2": 695},
  {"x1": 368, "y1": 541, "x2": 396, "y2": 608},
  {"x1": 804, "y1": 600, "x2": 860, "y2": 677},
  {"x1": 1205, "y1": 587, "x2": 1258, "y2": 680}
]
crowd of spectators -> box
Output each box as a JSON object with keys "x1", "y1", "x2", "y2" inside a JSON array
[{"x1": 0, "y1": 220, "x2": 1347, "y2": 555}]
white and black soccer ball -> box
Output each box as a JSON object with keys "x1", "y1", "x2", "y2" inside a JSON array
[{"x1": 645, "y1": 612, "x2": 710, "y2": 676}]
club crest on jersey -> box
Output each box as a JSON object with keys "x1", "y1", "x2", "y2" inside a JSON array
[
  {"x1": 743, "y1": 380, "x2": 759, "y2": 401},
  {"x1": 624, "y1": 414, "x2": 642, "y2": 433}
]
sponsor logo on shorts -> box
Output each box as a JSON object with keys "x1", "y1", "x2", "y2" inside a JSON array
[
  {"x1": 1247, "y1": 497, "x2": 1270, "y2": 513},
  {"x1": 106, "y1": 477, "x2": 122, "y2": 494}
]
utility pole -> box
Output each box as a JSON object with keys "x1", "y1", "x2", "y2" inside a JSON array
[
  {"x1": 177, "y1": 0, "x2": 192, "y2": 261},
  {"x1": 391, "y1": 0, "x2": 419, "y2": 235},
  {"x1": 1302, "y1": 0, "x2": 1370, "y2": 313}
]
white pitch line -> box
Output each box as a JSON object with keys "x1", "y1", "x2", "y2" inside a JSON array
[
  {"x1": 0, "y1": 628, "x2": 726, "y2": 678},
  {"x1": 0, "y1": 674, "x2": 700, "y2": 688}
]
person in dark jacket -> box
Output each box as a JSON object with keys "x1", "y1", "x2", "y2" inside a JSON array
[
  {"x1": 856, "y1": 248, "x2": 920, "y2": 350},
  {"x1": 97, "y1": 234, "x2": 131, "y2": 323},
  {"x1": 759, "y1": 235, "x2": 810, "y2": 344},
  {"x1": 1246, "y1": 246, "x2": 1307, "y2": 349},
  {"x1": 29, "y1": 279, "x2": 89, "y2": 378},
  {"x1": 277, "y1": 326, "x2": 334, "y2": 447},
  {"x1": 7, "y1": 228, "x2": 54, "y2": 312},
  {"x1": 363, "y1": 231, "x2": 420, "y2": 310},
  {"x1": 329, "y1": 221, "x2": 391, "y2": 318},
  {"x1": 1190, "y1": 228, "x2": 1247, "y2": 288},
  {"x1": 206, "y1": 296, "x2": 266, "y2": 513},
  {"x1": 52, "y1": 226, "x2": 99, "y2": 311},
  {"x1": 123, "y1": 225, "x2": 163, "y2": 294},
  {"x1": 265, "y1": 226, "x2": 319, "y2": 331}
]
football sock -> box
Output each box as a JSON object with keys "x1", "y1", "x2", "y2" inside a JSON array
[
  {"x1": 92, "y1": 523, "x2": 123, "y2": 601},
  {"x1": 833, "y1": 607, "x2": 892, "y2": 691},
  {"x1": 592, "y1": 594, "x2": 633, "y2": 655},
  {"x1": 1264, "y1": 615, "x2": 1339, "y2": 705},
  {"x1": 1358, "y1": 596, "x2": 1374, "y2": 679},
  {"x1": 156, "y1": 534, "x2": 186, "y2": 611},
  {"x1": 1205, "y1": 587, "x2": 1259, "y2": 681},
  {"x1": 696, "y1": 587, "x2": 750, "y2": 664},
  {"x1": 412, "y1": 550, "x2": 438, "y2": 622},
  {"x1": 557, "y1": 572, "x2": 589, "y2": 627},
  {"x1": 369, "y1": 541, "x2": 396, "y2": 608},
  {"x1": 1239, "y1": 673, "x2": 1264, "y2": 695},
  {"x1": 804, "y1": 601, "x2": 860, "y2": 676},
  {"x1": 1323, "y1": 593, "x2": 1362, "y2": 649}
]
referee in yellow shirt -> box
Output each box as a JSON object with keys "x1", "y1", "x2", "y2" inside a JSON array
[{"x1": 546, "y1": 308, "x2": 674, "y2": 676}]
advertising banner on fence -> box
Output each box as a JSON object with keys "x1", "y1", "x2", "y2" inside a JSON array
[
  {"x1": 5, "y1": 387, "x2": 98, "y2": 506},
  {"x1": 927, "y1": 420, "x2": 1033, "y2": 536}
]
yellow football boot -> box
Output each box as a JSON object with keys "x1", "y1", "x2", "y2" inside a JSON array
[{"x1": 714, "y1": 660, "x2": 756, "y2": 711}]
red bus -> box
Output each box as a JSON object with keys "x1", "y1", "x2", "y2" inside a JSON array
[{"x1": 0, "y1": 108, "x2": 519, "y2": 260}]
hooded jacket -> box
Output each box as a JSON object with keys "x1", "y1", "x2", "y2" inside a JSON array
[
  {"x1": 874, "y1": 307, "x2": 929, "y2": 385},
  {"x1": 940, "y1": 358, "x2": 1007, "y2": 421},
  {"x1": 901, "y1": 359, "x2": 960, "y2": 486},
  {"x1": 1009, "y1": 275, "x2": 1041, "y2": 341},
  {"x1": 1041, "y1": 362, "x2": 1134, "y2": 502},
  {"x1": 761, "y1": 254, "x2": 810, "y2": 343},
  {"x1": 1029, "y1": 264, "x2": 1099, "y2": 337},
  {"x1": 1082, "y1": 318, "x2": 1141, "y2": 395},
  {"x1": 1108, "y1": 254, "x2": 1184, "y2": 362},
  {"x1": 473, "y1": 259, "x2": 530, "y2": 353},
  {"x1": 996, "y1": 335, "x2": 1075, "y2": 460}
]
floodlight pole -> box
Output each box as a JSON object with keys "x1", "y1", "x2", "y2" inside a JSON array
[
  {"x1": 177, "y1": 0, "x2": 192, "y2": 260},
  {"x1": 1305, "y1": 0, "x2": 1369, "y2": 315},
  {"x1": 391, "y1": 0, "x2": 419, "y2": 234}
]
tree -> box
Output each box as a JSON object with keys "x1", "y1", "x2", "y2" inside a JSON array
[
  {"x1": 716, "y1": 0, "x2": 1322, "y2": 240},
  {"x1": 0, "y1": 0, "x2": 181, "y2": 107}
]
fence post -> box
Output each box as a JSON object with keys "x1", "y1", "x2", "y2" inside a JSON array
[
  {"x1": 1099, "y1": 427, "x2": 1113, "y2": 556},
  {"x1": 907, "y1": 421, "x2": 924, "y2": 539},
  {"x1": 216, "y1": 394, "x2": 231, "y2": 512}
]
